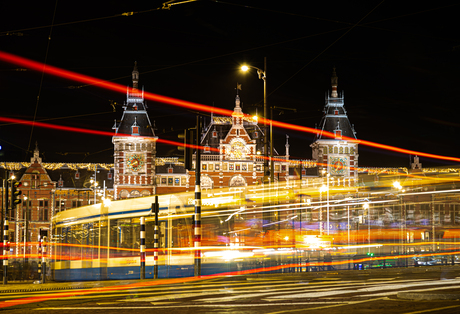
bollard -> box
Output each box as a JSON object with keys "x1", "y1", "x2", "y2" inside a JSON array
[
  {"x1": 3, "y1": 220, "x2": 8, "y2": 285},
  {"x1": 42, "y1": 237, "x2": 47, "y2": 283},
  {"x1": 140, "y1": 217, "x2": 145, "y2": 280}
]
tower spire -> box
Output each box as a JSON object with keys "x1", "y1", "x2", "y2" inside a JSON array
[
  {"x1": 132, "y1": 61, "x2": 139, "y2": 90},
  {"x1": 331, "y1": 67, "x2": 338, "y2": 98}
]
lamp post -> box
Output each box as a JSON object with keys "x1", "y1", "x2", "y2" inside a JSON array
[{"x1": 241, "y1": 58, "x2": 269, "y2": 185}]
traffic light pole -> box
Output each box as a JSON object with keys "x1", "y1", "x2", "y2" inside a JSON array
[
  {"x1": 3, "y1": 220, "x2": 7, "y2": 285},
  {"x1": 194, "y1": 116, "x2": 202, "y2": 277},
  {"x1": 153, "y1": 196, "x2": 159, "y2": 279}
]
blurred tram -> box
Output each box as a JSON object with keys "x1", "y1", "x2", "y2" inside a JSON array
[
  {"x1": 51, "y1": 189, "x2": 267, "y2": 281},
  {"x1": 50, "y1": 185, "x2": 460, "y2": 281}
]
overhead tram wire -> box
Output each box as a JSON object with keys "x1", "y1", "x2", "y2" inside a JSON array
[
  {"x1": 267, "y1": 0, "x2": 385, "y2": 97},
  {"x1": 27, "y1": 0, "x2": 59, "y2": 156},
  {"x1": 2, "y1": 51, "x2": 460, "y2": 163},
  {"x1": 0, "y1": 4, "x2": 178, "y2": 36},
  {"x1": 212, "y1": 1, "x2": 460, "y2": 43}
]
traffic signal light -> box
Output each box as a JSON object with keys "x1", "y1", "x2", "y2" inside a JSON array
[
  {"x1": 178, "y1": 128, "x2": 195, "y2": 170},
  {"x1": 12, "y1": 181, "x2": 22, "y2": 208}
]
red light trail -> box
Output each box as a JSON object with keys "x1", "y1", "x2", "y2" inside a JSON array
[
  {"x1": 0, "y1": 116, "x2": 220, "y2": 153},
  {"x1": 1, "y1": 50, "x2": 459, "y2": 163}
]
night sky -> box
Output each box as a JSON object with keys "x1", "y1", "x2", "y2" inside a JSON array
[{"x1": 1, "y1": 1, "x2": 459, "y2": 168}]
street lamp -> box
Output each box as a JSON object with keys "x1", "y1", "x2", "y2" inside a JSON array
[{"x1": 241, "y1": 58, "x2": 269, "y2": 185}]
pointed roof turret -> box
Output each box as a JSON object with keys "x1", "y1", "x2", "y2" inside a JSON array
[
  {"x1": 31, "y1": 141, "x2": 42, "y2": 164},
  {"x1": 233, "y1": 94, "x2": 243, "y2": 114},
  {"x1": 132, "y1": 61, "x2": 139, "y2": 90},
  {"x1": 315, "y1": 68, "x2": 356, "y2": 140},
  {"x1": 113, "y1": 62, "x2": 155, "y2": 137},
  {"x1": 331, "y1": 67, "x2": 338, "y2": 98}
]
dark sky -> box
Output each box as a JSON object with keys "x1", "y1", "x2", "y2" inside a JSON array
[{"x1": 1, "y1": 1, "x2": 459, "y2": 168}]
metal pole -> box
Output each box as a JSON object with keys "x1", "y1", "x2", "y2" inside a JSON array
[
  {"x1": 140, "y1": 217, "x2": 145, "y2": 279},
  {"x1": 3, "y1": 220, "x2": 8, "y2": 285},
  {"x1": 25, "y1": 192, "x2": 29, "y2": 263},
  {"x1": 432, "y1": 194, "x2": 435, "y2": 252},
  {"x1": 319, "y1": 191, "x2": 323, "y2": 235},
  {"x1": 42, "y1": 236, "x2": 47, "y2": 283},
  {"x1": 38, "y1": 237, "x2": 42, "y2": 283},
  {"x1": 153, "y1": 197, "x2": 159, "y2": 279},
  {"x1": 347, "y1": 205, "x2": 350, "y2": 247},
  {"x1": 368, "y1": 203, "x2": 370, "y2": 251},
  {"x1": 270, "y1": 106, "x2": 274, "y2": 184},
  {"x1": 1, "y1": 179, "x2": 4, "y2": 255},
  {"x1": 263, "y1": 57, "x2": 269, "y2": 186},
  {"x1": 194, "y1": 115, "x2": 202, "y2": 277},
  {"x1": 327, "y1": 174, "x2": 330, "y2": 235}
]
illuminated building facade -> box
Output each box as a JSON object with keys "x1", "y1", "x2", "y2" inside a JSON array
[
  {"x1": 0, "y1": 144, "x2": 113, "y2": 254},
  {"x1": 310, "y1": 68, "x2": 359, "y2": 185},
  {"x1": 112, "y1": 63, "x2": 158, "y2": 199},
  {"x1": 192, "y1": 93, "x2": 290, "y2": 190}
]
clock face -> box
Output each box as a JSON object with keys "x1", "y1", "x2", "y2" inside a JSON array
[
  {"x1": 126, "y1": 153, "x2": 145, "y2": 172},
  {"x1": 227, "y1": 139, "x2": 247, "y2": 160},
  {"x1": 329, "y1": 156, "x2": 347, "y2": 175}
]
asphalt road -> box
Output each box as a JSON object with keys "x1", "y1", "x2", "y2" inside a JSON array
[{"x1": 1, "y1": 267, "x2": 460, "y2": 313}]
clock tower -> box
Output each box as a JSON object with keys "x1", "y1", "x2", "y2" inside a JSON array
[
  {"x1": 311, "y1": 68, "x2": 359, "y2": 184},
  {"x1": 112, "y1": 62, "x2": 158, "y2": 199}
]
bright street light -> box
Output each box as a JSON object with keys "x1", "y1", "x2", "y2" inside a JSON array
[{"x1": 240, "y1": 59, "x2": 268, "y2": 183}]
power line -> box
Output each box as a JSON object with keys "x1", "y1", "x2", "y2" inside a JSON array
[{"x1": 27, "y1": 0, "x2": 59, "y2": 154}]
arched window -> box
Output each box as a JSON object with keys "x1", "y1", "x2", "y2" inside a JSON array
[{"x1": 229, "y1": 175, "x2": 246, "y2": 187}]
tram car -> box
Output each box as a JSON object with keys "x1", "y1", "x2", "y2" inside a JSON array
[{"x1": 51, "y1": 188, "x2": 271, "y2": 281}]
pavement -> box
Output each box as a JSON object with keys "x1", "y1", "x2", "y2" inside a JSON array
[
  {"x1": 0, "y1": 279, "x2": 144, "y2": 293},
  {"x1": 1, "y1": 265, "x2": 460, "y2": 300}
]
